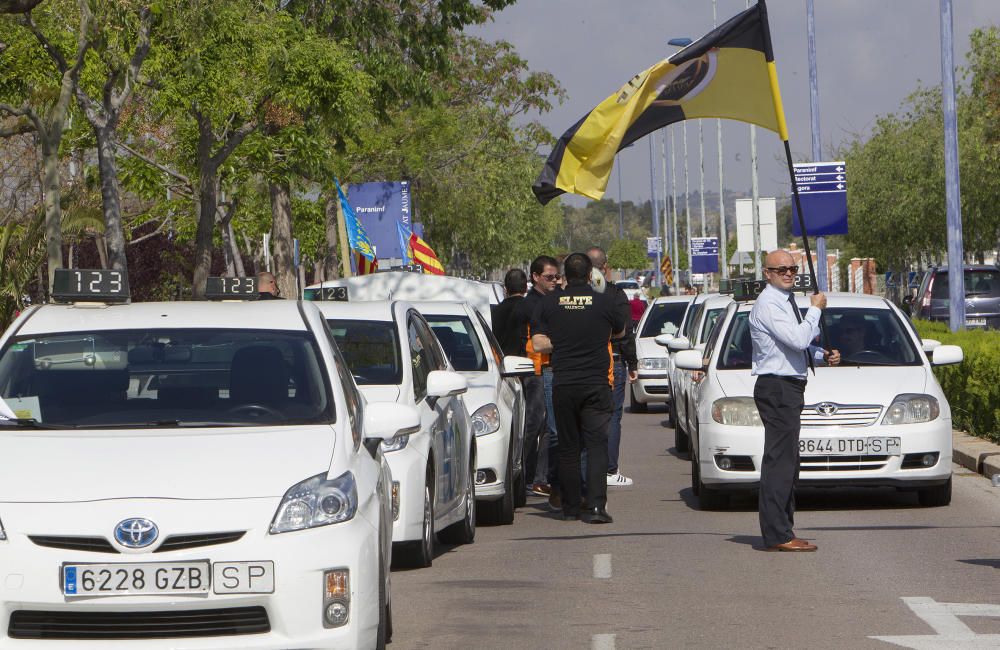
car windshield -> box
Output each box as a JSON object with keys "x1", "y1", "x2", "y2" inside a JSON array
[
  {"x1": 930, "y1": 269, "x2": 1000, "y2": 298},
  {"x1": 423, "y1": 315, "x2": 487, "y2": 372},
  {"x1": 639, "y1": 302, "x2": 688, "y2": 338},
  {"x1": 0, "y1": 329, "x2": 333, "y2": 428},
  {"x1": 326, "y1": 320, "x2": 402, "y2": 385},
  {"x1": 717, "y1": 308, "x2": 922, "y2": 370}
]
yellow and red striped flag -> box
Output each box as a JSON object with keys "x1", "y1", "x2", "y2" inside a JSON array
[
  {"x1": 356, "y1": 252, "x2": 378, "y2": 275},
  {"x1": 409, "y1": 233, "x2": 445, "y2": 275}
]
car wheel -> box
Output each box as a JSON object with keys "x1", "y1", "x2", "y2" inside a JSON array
[
  {"x1": 674, "y1": 425, "x2": 689, "y2": 453},
  {"x1": 666, "y1": 395, "x2": 677, "y2": 429},
  {"x1": 918, "y1": 477, "x2": 952, "y2": 507},
  {"x1": 440, "y1": 461, "x2": 477, "y2": 544},
  {"x1": 690, "y1": 448, "x2": 700, "y2": 496},
  {"x1": 480, "y1": 450, "x2": 515, "y2": 525},
  {"x1": 395, "y1": 482, "x2": 434, "y2": 568},
  {"x1": 376, "y1": 547, "x2": 388, "y2": 650},
  {"x1": 630, "y1": 385, "x2": 648, "y2": 413},
  {"x1": 513, "y1": 465, "x2": 527, "y2": 509}
]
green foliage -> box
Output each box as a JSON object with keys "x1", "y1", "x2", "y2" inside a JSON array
[
  {"x1": 607, "y1": 239, "x2": 647, "y2": 270},
  {"x1": 0, "y1": 212, "x2": 45, "y2": 330},
  {"x1": 913, "y1": 319, "x2": 1000, "y2": 443}
]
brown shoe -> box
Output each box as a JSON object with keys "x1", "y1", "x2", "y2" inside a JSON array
[
  {"x1": 766, "y1": 537, "x2": 817, "y2": 552},
  {"x1": 548, "y1": 489, "x2": 562, "y2": 511},
  {"x1": 530, "y1": 483, "x2": 551, "y2": 497}
]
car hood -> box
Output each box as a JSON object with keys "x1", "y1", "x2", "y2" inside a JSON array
[
  {"x1": 0, "y1": 425, "x2": 337, "y2": 503},
  {"x1": 358, "y1": 384, "x2": 402, "y2": 404},
  {"x1": 456, "y1": 373, "x2": 497, "y2": 413},
  {"x1": 717, "y1": 366, "x2": 928, "y2": 405},
  {"x1": 636, "y1": 337, "x2": 667, "y2": 359}
]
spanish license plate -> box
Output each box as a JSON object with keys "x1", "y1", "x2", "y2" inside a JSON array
[
  {"x1": 966, "y1": 317, "x2": 986, "y2": 326},
  {"x1": 799, "y1": 437, "x2": 901, "y2": 456},
  {"x1": 62, "y1": 561, "x2": 274, "y2": 597}
]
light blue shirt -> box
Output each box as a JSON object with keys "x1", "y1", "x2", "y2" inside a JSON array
[{"x1": 749, "y1": 284, "x2": 824, "y2": 378}]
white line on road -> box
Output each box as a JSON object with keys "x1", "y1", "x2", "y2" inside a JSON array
[
  {"x1": 593, "y1": 554, "x2": 612, "y2": 579},
  {"x1": 870, "y1": 596, "x2": 1000, "y2": 648},
  {"x1": 592, "y1": 633, "x2": 616, "y2": 650}
]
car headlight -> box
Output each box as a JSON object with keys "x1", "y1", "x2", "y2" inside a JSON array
[
  {"x1": 881, "y1": 394, "x2": 940, "y2": 425},
  {"x1": 270, "y1": 471, "x2": 358, "y2": 534},
  {"x1": 639, "y1": 357, "x2": 668, "y2": 371},
  {"x1": 711, "y1": 397, "x2": 762, "y2": 426},
  {"x1": 471, "y1": 404, "x2": 501, "y2": 436},
  {"x1": 381, "y1": 434, "x2": 410, "y2": 452}
]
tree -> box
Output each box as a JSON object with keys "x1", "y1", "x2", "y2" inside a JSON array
[
  {"x1": 0, "y1": 0, "x2": 92, "y2": 292},
  {"x1": 607, "y1": 239, "x2": 648, "y2": 271}
]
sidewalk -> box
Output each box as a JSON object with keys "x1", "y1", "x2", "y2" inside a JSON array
[{"x1": 952, "y1": 430, "x2": 1000, "y2": 481}]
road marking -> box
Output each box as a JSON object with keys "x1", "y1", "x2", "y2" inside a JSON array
[
  {"x1": 592, "y1": 633, "x2": 616, "y2": 649},
  {"x1": 870, "y1": 596, "x2": 1000, "y2": 647},
  {"x1": 593, "y1": 554, "x2": 612, "y2": 579}
]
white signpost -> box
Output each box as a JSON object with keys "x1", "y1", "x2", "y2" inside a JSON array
[{"x1": 735, "y1": 197, "x2": 778, "y2": 253}]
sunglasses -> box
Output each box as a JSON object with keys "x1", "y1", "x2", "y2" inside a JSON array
[
  {"x1": 765, "y1": 265, "x2": 799, "y2": 276},
  {"x1": 539, "y1": 273, "x2": 562, "y2": 281}
]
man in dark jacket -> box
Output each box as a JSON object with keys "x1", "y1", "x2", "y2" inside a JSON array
[
  {"x1": 587, "y1": 247, "x2": 638, "y2": 487},
  {"x1": 491, "y1": 268, "x2": 528, "y2": 356},
  {"x1": 256, "y1": 271, "x2": 282, "y2": 300}
]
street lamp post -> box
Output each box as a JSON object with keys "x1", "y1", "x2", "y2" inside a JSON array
[
  {"x1": 670, "y1": 127, "x2": 680, "y2": 295},
  {"x1": 649, "y1": 136, "x2": 662, "y2": 286},
  {"x1": 617, "y1": 155, "x2": 624, "y2": 239},
  {"x1": 713, "y1": 0, "x2": 727, "y2": 283},
  {"x1": 807, "y1": 0, "x2": 828, "y2": 291},
  {"x1": 940, "y1": 0, "x2": 965, "y2": 331},
  {"x1": 668, "y1": 37, "x2": 695, "y2": 291}
]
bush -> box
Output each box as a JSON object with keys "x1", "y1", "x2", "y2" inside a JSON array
[{"x1": 913, "y1": 320, "x2": 1000, "y2": 443}]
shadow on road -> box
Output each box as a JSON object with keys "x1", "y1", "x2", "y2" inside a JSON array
[{"x1": 958, "y1": 558, "x2": 1000, "y2": 569}]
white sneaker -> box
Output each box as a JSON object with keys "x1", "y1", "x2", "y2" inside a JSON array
[{"x1": 607, "y1": 472, "x2": 634, "y2": 487}]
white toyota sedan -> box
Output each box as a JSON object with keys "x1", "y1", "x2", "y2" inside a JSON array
[
  {"x1": 674, "y1": 292, "x2": 963, "y2": 510},
  {"x1": 0, "y1": 299, "x2": 413, "y2": 648},
  {"x1": 412, "y1": 301, "x2": 535, "y2": 525},
  {"x1": 317, "y1": 301, "x2": 477, "y2": 568},
  {"x1": 630, "y1": 296, "x2": 693, "y2": 413}
]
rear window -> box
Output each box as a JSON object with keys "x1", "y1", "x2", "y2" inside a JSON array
[
  {"x1": 639, "y1": 302, "x2": 688, "y2": 338},
  {"x1": 930, "y1": 270, "x2": 1000, "y2": 298},
  {"x1": 326, "y1": 320, "x2": 402, "y2": 385}
]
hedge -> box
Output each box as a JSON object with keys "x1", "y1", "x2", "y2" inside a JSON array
[{"x1": 913, "y1": 319, "x2": 1000, "y2": 443}]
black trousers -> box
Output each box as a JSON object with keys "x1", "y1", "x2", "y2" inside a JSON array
[
  {"x1": 521, "y1": 375, "x2": 546, "y2": 486},
  {"x1": 753, "y1": 374, "x2": 806, "y2": 547},
  {"x1": 553, "y1": 384, "x2": 612, "y2": 514}
]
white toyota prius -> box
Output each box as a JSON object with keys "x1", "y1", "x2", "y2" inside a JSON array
[{"x1": 0, "y1": 279, "x2": 414, "y2": 648}]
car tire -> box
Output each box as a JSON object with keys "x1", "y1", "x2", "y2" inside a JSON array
[
  {"x1": 376, "y1": 547, "x2": 389, "y2": 650},
  {"x1": 918, "y1": 477, "x2": 952, "y2": 507},
  {"x1": 674, "y1": 426, "x2": 689, "y2": 453},
  {"x1": 630, "y1": 385, "x2": 648, "y2": 413},
  {"x1": 439, "y1": 460, "x2": 476, "y2": 545},
  {"x1": 513, "y1": 465, "x2": 527, "y2": 509},
  {"x1": 666, "y1": 395, "x2": 677, "y2": 429},
  {"x1": 395, "y1": 482, "x2": 434, "y2": 569},
  {"x1": 690, "y1": 448, "x2": 700, "y2": 496},
  {"x1": 480, "y1": 450, "x2": 515, "y2": 525}
]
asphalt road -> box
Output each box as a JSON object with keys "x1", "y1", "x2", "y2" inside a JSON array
[{"x1": 390, "y1": 403, "x2": 1000, "y2": 649}]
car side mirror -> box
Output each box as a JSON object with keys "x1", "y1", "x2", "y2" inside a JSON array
[
  {"x1": 931, "y1": 344, "x2": 963, "y2": 366},
  {"x1": 674, "y1": 349, "x2": 705, "y2": 371},
  {"x1": 921, "y1": 339, "x2": 942, "y2": 353},
  {"x1": 667, "y1": 337, "x2": 690, "y2": 352},
  {"x1": 363, "y1": 402, "x2": 421, "y2": 456},
  {"x1": 500, "y1": 355, "x2": 535, "y2": 378},
  {"x1": 654, "y1": 334, "x2": 675, "y2": 347},
  {"x1": 426, "y1": 370, "x2": 468, "y2": 399}
]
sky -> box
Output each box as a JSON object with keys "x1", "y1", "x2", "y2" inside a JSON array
[{"x1": 471, "y1": 0, "x2": 1000, "y2": 209}]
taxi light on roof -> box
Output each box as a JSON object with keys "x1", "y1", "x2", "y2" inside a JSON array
[
  {"x1": 204, "y1": 276, "x2": 256, "y2": 300},
  {"x1": 51, "y1": 269, "x2": 129, "y2": 304}
]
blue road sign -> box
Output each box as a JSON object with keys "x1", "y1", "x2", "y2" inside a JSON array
[
  {"x1": 691, "y1": 237, "x2": 719, "y2": 273},
  {"x1": 791, "y1": 161, "x2": 848, "y2": 236}
]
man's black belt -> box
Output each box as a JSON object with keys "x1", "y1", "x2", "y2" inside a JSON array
[{"x1": 757, "y1": 373, "x2": 807, "y2": 387}]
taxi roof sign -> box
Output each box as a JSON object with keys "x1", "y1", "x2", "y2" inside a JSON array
[
  {"x1": 205, "y1": 276, "x2": 257, "y2": 301},
  {"x1": 51, "y1": 269, "x2": 129, "y2": 303}
]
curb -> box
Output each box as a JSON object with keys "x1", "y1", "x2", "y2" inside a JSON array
[{"x1": 952, "y1": 430, "x2": 1000, "y2": 481}]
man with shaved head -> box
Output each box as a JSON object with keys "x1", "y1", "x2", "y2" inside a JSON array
[
  {"x1": 749, "y1": 249, "x2": 839, "y2": 552},
  {"x1": 256, "y1": 271, "x2": 281, "y2": 300}
]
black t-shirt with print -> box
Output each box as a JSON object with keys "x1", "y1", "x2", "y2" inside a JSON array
[{"x1": 531, "y1": 283, "x2": 627, "y2": 387}]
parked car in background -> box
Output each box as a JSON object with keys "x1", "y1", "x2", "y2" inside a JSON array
[
  {"x1": 615, "y1": 279, "x2": 642, "y2": 301},
  {"x1": 629, "y1": 296, "x2": 693, "y2": 413},
  {"x1": 907, "y1": 265, "x2": 1000, "y2": 329}
]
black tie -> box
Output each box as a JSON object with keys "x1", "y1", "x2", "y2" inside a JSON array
[{"x1": 788, "y1": 291, "x2": 815, "y2": 375}]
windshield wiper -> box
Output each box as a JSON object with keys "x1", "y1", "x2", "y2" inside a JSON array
[
  {"x1": 80, "y1": 420, "x2": 250, "y2": 429},
  {"x1": 844, "y1": 359, "x2": 901, "y2": 367},
  {"x1": 0, "y1": 418, "x2": 67, "y2": 429}
]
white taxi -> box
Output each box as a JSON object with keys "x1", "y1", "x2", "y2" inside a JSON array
[
  {"x1": 629, "y1": 296, "x2": 693, "y2": 413},
  {"x1": 0, "y1": 276, "x2": 412, "y2": 648},
  {"x1": 316, "y1": 301, "x2": 476, "y2": 568},
  {"x1": 675, "y1": 291, "x2": 962, "y2": 510},
  {"x1": 412, "y1": 301, "x2": 534, "y2": 525}
]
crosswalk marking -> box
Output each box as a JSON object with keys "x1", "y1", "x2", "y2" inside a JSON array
[{"x1": 871, "y1": 596, "x2": 1000, "y2": 648}]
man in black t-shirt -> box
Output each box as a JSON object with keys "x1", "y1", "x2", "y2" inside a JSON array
[
  {"x1": 531, "y1": 253, "x2": 627, "y2": 523},
  {"x1": 491, "y1": 268, "x2": 528, "y2": 356}
]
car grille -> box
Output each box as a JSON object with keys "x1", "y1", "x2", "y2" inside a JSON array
[
  {"x1": 28, "y1": 531, "x2": 245, "y2": 554},
  {"x1": 8, "y1": 607, "x2": 270, "y2": 640},
  {"x1": 800, "y1": 455, "x2": 889, "y2": 472},
  {"x1": 801, "y1": 404, "x2": 882, "y2": 428},
  {"x1": 645, "y1": 385, "x2": 670, "y2": 395}
]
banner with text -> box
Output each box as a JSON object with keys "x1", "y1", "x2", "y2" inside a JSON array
[
  {"x1": 691, "y1": 237, "x2": 720, "y2": 273},
  {"x1": 347, "y1": 181, "x2": 414, "y2": 261}
]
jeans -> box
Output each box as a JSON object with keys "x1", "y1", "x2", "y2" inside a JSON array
[
  {"x1": 607, "y1": 359, "x2": 627, "y2": 474},
  {"x1": 521, "y1": 375, "x2": 547, "y2": 486},
  {"x1": 542, "y1": 367, "x2": 559, "y2": 487}
]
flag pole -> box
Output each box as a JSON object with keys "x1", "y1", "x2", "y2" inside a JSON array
[
  {"x1": 334, "y1": 185, "x2": 353, "y2": 279},
  {"x1": 782, "y1": 141, "x2": 819, "y2": 294}
]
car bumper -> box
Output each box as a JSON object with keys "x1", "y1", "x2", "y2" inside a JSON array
[
  {"x1": 474, "y1": 429, "x2": 510, "y2": 501},
  {"x1": 0, "y1": 499, "x2": 381, "y2": 648},
  {"x1": 697, "y1": 420, "x2": 953, "y2": 489},
  {"x1": 634, "y1": 374, "x2": 670, "y2": 403},
  {"x1": 384, "y1": 443, "x2": 429, "y2": 543}
]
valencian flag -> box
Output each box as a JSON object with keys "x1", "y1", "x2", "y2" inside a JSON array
[
  {"x1": 409, "y1": 233, "x2": 445, "y2": 275},
  {"x1": 335, "y1": 179, "x2": 379, "y2": 275},
  {"x1": 533, "y1": 1, "x2": 788, "y2": 205},
  {"x1": 396, "y1": 220, "x2": 413, "y2": 265}
]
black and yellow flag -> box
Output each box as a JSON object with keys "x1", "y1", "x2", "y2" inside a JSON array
[{"x1": 533, "y1": 1, "x2": 788, "y2": 205}]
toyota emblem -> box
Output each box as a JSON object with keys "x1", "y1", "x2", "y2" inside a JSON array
[
  {"x1": 815, "y1": 402, "x2": 838, "y2": 417},
  {"x1": 114, "y1": 518, "x2": 159, "y2": 548}
]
